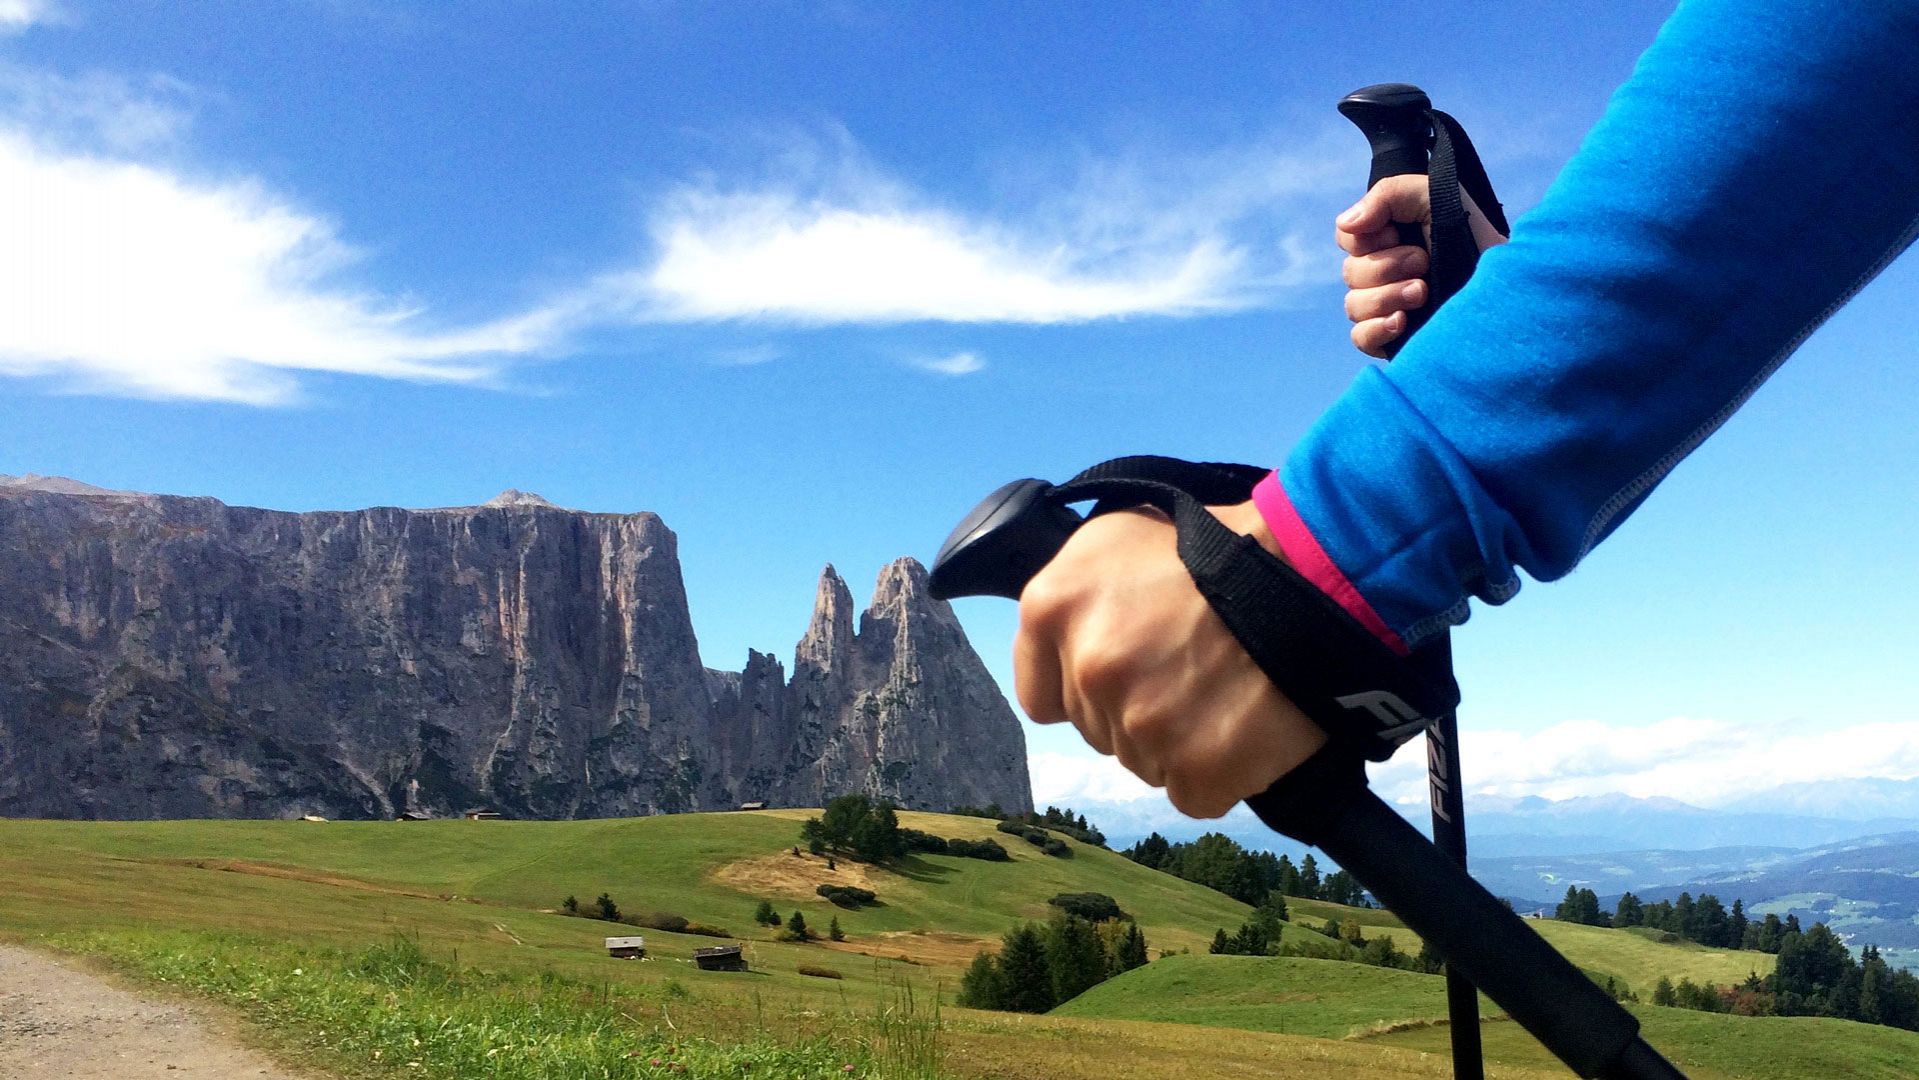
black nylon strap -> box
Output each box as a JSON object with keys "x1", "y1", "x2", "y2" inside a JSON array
[{"x1": 1050, "y1": 458, "x2": 1459, "y2": 761}]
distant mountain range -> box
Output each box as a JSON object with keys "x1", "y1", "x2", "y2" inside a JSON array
[{"x1": 0, "y1": 476, "x2": 1032, "y2": 820}]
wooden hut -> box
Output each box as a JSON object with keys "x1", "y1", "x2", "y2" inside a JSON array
[
  {"x1": 693, "y1": 944, "x2": 746, "y2": 972},
  {"x1": 604, "y1": 935, "x2": 646, "y2": 959}
]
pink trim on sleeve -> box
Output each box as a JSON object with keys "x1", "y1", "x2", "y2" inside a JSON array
[{"x1": 1251, "y1": 471, "x2": 1410, "y2": 657}]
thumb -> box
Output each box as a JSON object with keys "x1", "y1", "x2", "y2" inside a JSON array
[{"x1": 1336, "y1": 173, "x2": 1430, "y2": 236}]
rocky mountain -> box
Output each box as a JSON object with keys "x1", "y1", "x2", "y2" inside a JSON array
[{"x1": 0, "y1": 478, "x2": 1031, "y2": 820}]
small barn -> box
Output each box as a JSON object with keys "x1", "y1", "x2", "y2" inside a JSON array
[
  {"x1": 464, "y1": 810, "x2": 502, "y2": 821},
  {"x1": 693, "y1": 945, "x2": 747, "y2": 972},
  {"x1": 738, "y1": 801, "x2": 767, "y2": 811},
  {"x1": 604, "y1": 935, "x2": 646, "y2": 959}
]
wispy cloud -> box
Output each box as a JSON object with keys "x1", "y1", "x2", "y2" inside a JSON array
[
  {"x1": 0, "y1": 0, "x2": 57, "y2": 33},
  {"x1": 610, "y1": 127, "x2": 1345, "y2": 327},
  {"x1": 908, "y1": 350, "x2": 984, "y2": 376},
  {"x1": 0, "y1": 66, "x2": 570, "y2": 404},
  {"x1": 0, "y1": 69, "x2": 1350, "y2": 404},
  {"x1": 1033, "y1": 716, "x2": 1919, "y2": 815},
  {"x1": 0, "y1": 129, "x2": 564, "y2": 404},
  {"x1": 0, "y1": 66, "x2": 195, "y2": 151}
]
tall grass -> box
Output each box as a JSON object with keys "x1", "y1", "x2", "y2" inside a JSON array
[
  {"x1": 867, "y1": 974, "x2": 943, "y2": 1080},
  {"x1": 53, "y1": 929, "x2": 943, "y2": 1080}
]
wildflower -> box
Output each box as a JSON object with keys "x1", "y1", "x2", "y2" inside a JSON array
[
  {"x1": 844, "y1": 1066, "x2": 857, "y2": 1074},
  {"x1": 651, "y1": 1059, "x2": 663, "y2": 1066},
  {"x1": 292, "y1": 968, "x2": 303, "y2": 976}
]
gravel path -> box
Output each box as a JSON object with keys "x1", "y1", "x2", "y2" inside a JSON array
[{"x1": 0, "y1": 944, "x2": 311, "y2": 1079}]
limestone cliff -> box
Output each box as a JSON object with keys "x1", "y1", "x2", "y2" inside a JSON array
[{"x1": 0, "y1": 478, "x2": 1032, "y2": 819}]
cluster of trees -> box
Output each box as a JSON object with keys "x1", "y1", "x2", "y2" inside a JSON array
[
  {"x1": 959, "y1": 914, "x2": 1149, "y2": 1012},
  {"x1": 897, "y1": 829, "x2": 1009, "y2": 861},
  {"x1": 800, "y1": 795, "x2": 907, "y2": 862},
  {"x1": 949, "y1": 804, "x2": 1109, "y2": 848},
  {"x1": 815, "y1": 884, "x2": 876, "y2": 908},
  {"x1": 997, "y1": 819, "x2": 1072, "y2": 857},
  {"x1": 1206, "y1": 892, "x2": 1446, "y2": 976},
  {"x1": 801, "y1": 794, "x2": 1012, "y2": 863},
  {"x1": 753, "y1": 901, "x2": 845, "y2": 943},
  {"x1": 560, "y1": 894, "x2": 729, "y2": 937},
  {"x1": 1649, "y1": 927, "x2": 1919, "y2": 1031},
  {"x1": 1555, "y1": 887, "x2": 1806, "y2": 953},
  {"x1": 1125, "y1": 833, "x2": 1366, "y2": 907}
]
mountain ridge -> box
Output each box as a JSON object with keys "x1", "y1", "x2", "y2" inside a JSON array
[{"x1": 0, "y1": 481, "x2": 1031, "y2": 820}]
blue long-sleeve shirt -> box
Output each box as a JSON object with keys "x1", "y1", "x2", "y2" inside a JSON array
[{"x1": 1263, "y1": 0, "x2": 1919, "y2": 650}]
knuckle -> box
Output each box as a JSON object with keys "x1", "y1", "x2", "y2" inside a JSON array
[{"x1": 1074, "y1": 640, "x2": 1136, "y2": 700}]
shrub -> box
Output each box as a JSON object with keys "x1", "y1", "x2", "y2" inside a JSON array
[
  {"x1": 1048, "y1": 893, "x2": 1129, "y2": 922},
  {"x1": 753, "y1": 900, "x2": 780, "y2": 926},
  {"x1": 779, "y1": 910, "x2": 811, "y2": 942},
  {"x1": 995, "y1": 820, "x2": 1029, "y2": 837},
  {"x1": 797, "y1": 965, "x2": 843, "y2": 980},
  {"x1": 616, "y1": 911, "x2": 729, "y2": 937},
  {"x1": 816, "y1": 884, "x2": 877, "y2": 908},
  {"x1": 1039, "y1": 837, "x2": 1071, "y2": 858},
  {"x1": 900, "y1": 828, "x2": 948, "y2": 854},
  {"x1": 945, "y1": 838, "x2": 1010, "y2": 861}
]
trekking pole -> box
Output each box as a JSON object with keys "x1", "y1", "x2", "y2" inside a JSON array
[
  {"x1": 1337, "y1": 80, "x2": 1492, "y2": 1080},
  {"x1": 925, "y1": 85, "x2": 1689, "y2": 1080}
]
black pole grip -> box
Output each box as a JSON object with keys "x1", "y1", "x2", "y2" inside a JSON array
[
  {"x1": 1250, "y1": 750, "x2": 1686, "y2": 1080},
  {"x1": 927, "y1": 479, "x2": 1082, "y2": 601},
  {"x1": 1338, "y1": 82, "x2": 1435, "y2": 355}
]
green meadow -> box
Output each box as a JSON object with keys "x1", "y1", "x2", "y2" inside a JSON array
[{"x1": 0, "y1": 812, "x2": 1908, "y2": 1080}]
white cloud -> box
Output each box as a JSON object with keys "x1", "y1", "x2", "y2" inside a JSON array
[
  {"x1": 0, "y1": 66, "x2": 194, "y2": 151},
  {"x1": 0, "y1": 128, "x2": 565, "y2": 404},
  {"x1": 0, "y1": 0, "x2": 56, "y2": 33},
  {"x1": 634, "y1": 189, "x2": 1244, "y2": 325},
  {"x1": 908, "y1": 350, "x2": 984, "y2": 376},
  {"x1": 1033, "y1": 716, "x2": 1919, "y2": 817},
  {"x1": 611, "y1": 128, "x2": 1348, "y2": 327}
]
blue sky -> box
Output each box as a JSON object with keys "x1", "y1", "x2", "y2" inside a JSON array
[{"x1": 3, "y1": 1, "x2": 1915, "y2": 824}]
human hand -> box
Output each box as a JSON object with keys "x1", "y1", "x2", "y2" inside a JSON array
[
  {"x1": 1337, "y1": 173, "x2": 1508, "y2": 358},
  {"x1": 1012, "y1": 500, "x2": 1329, "y2": 818}
]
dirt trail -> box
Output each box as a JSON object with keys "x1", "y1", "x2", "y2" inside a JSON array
[{"x1": 0, "y1": 944, "x2": 312, "y2": 1079}]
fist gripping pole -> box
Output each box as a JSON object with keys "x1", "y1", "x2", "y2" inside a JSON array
[{"x1": 926, "y1": 86, "x2": 1685, "y2": 1080}]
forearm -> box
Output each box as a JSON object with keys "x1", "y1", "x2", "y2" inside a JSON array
[{"x1": 1274, "y1": 0, "x2": 1919, "y2": 648}]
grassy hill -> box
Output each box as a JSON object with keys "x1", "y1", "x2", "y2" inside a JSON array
[
  {"x1": 1059, "y1": 951, "x2": 1919, "y2": 1080},
  {"x1": 0, "y1": 811, "x2": 1889, "y2": 1080},
  {"x1": 0, "y1": 810, "x2": 1253, "y2": 959},
  {"x1": 1285, "y1": 895, "x2": 1770, "y2": 996},
  {"x1": 1054, "y1": 952, "x2": 1496, "y2": 1039}
]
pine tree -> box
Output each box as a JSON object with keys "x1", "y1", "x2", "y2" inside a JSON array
[
  {"x1": 1652, "y1": 976, "x2": 1677, "y2": 1006},
  {"x1": 1117, "y1": 924, "x2": 1149, "y2": 972},
  {"x1": 785, "y1": 910, "x2": 810, "y2": 940},
  {"x1": 829, "y1": 916, "x2": 844, "y2": 942},
  {"x1": 958, "y1": 950, "x2": 1005, "y2": 1009},
  {"x1": 998, "y1": 924, "x2": 1055, "y2": 1013},
  {"x1": 562, "y1": 895, "x2": 580, "y2": 915},
  {"x1": 754, "y1": 899, "x2": 779, "y2": 926},
  {"x1": 1556, "y1": 886, "x2": 1582, "y2": 921},
  {"x1": 1254, "y1": 889, "x2": 1289, "y2": 936},
  {"x1": 1300, "y1": 854, "x2": 1323, "y2": 898},
  {"x1": 1275, "y1": 854, "x2": 1302, "y2": 897},
  {"x1": 1615, "y1": 891, "x2": 1643, "y2": 927},
  {"x1": 1048, "y1": 914, "x2": 1107, "y2": 1004},
  {"x1": 1209, "y1": 928, "x2": 1231, "y2": 954},
  {"x1": 1729, "y1": 898, "x2": 1749, "y2": 950},
  {"x1": 1231, "y1": 921, "x2": 1270, "y2": 957},
  {"x1": 595, "y1": 892, "x2": 620, "y2": 921}
]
